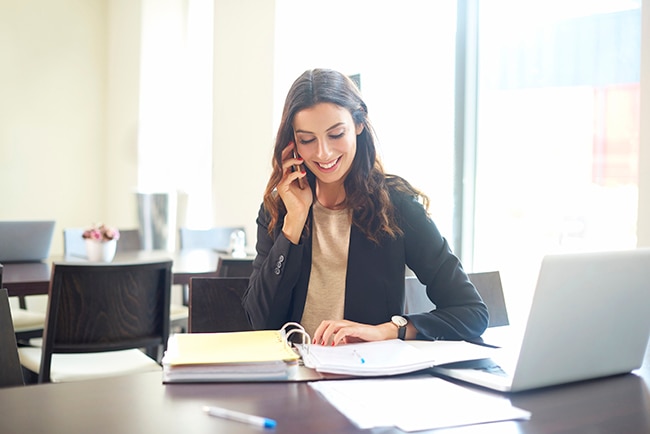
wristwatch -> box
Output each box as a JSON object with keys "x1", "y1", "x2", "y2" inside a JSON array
[{"x1": 391, "y1": 315, "x2": 408, "y2": 340}]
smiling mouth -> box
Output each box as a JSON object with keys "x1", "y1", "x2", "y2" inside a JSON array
[{"x1": 317, "y1": 157, "x2": 340, "y2": 170}]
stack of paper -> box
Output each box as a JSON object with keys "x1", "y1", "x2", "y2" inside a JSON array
[
  {"x1": 162, "y1": 331, "x2": 300, "y2": 383},
  {"x1": 309, "y1": 376, "x2": 531, "y2": 431}
]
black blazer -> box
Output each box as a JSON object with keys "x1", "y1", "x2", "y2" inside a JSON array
[{"x1": 243, "y1": 187, "x2": 488, "y2": 341}]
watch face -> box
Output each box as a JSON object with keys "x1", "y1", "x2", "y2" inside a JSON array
[{"x1": 391, "y1": 315, "x2": 407, "y2": 327}]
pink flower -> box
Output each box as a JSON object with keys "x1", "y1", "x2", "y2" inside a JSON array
[{"x1": 82, "y1": 224, "x2": 120, "y2": 242}]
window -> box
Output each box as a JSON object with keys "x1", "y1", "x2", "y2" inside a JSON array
[
  {"x1": 470, "y1": 1, "x2": 641, "y2": 323},
  {"x1": 137, "y1": 0, "x2": 214, "y2": 231}
]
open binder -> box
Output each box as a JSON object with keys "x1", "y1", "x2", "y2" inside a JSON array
[
  {"x1": 162, "y1": 322, "x2": 495, "y2": 383},
  {"x1": 296, "y1": 339, "x2": 440, "y2": 376},
  {"x1": 296, "y1": 339, "x2": 497, "y2": 377}
]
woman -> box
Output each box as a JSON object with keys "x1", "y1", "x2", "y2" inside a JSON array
[{"x1": 242, "y1": 68, "x2": 488, "y2": 345}]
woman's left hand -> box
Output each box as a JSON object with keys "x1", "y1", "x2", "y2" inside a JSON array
[{"x1": 313, "y1": 319, "x2": 397, "y2": 346}]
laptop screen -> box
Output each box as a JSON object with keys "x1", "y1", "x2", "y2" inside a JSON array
[{"x1": 0, "y1": 220, "x2": 55, "y2": 262}]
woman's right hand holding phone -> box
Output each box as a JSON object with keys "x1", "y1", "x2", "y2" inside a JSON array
[{"x1": 279, "y1": 142, "x2": 312, "y2": 244}]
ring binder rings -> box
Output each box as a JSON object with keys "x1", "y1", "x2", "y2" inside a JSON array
[{"x1": 281, "y1": 322, "x2": 311, "y2": 355}]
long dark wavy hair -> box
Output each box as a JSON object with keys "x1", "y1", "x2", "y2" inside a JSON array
[{"x1": 263, "y1": 68, "x2": 429, "y2": 244}]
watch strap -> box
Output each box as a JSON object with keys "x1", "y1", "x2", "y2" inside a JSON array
[
  {"x1": 391, "y1": 315, "x2": 408, "y2": 340},
  {"x1": 397, "y1": 324, "x2": 407, "y2": 340}
]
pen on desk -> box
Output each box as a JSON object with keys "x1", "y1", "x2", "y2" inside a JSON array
[
  {"x1": 202, "y1": 405, "x2": 277, "y2": 429},
  {"x1": 353, "y1": 349, "x2": 365, "y2": 364}
]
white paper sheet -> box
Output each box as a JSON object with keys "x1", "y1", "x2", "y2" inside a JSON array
[{"x1": 309, "y1": 376, "x2": 531, "y2": 432}]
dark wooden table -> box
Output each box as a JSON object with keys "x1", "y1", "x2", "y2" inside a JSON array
[
  {"x1": 1, "y1": 343, "x2": 649, "y2": 433},
  {"x1": 2, "y1": 249, "x2": 255, "y2": 297}
]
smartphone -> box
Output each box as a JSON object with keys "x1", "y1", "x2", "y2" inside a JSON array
[{"x1": 292, "y1": 149, "x2": 305, "y2": 189}]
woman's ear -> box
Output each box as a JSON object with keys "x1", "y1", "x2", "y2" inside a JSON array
[{"x1": 355, "y1": 123, "x2": 365, "y2": 135}]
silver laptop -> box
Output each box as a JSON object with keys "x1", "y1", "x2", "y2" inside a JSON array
[
  {"x1": 431, "y1": 248, "x2": 650, "y2": 392},
  {"x1": 0, "y1": 220, "x2": 55, "y2": 262}
]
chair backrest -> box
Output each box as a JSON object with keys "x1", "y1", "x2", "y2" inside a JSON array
[
  {"x1": 216, "y1": 256, "x2": 254, "y2": 278},
  {"x1": 116, "y1": 229, "x2": 142, "y2": 252},
  {"x1": 188, "y1": 277, "x2": 252, "y2": 333},
  {"x1": 62, "y1": 228, "x2": 87, "y2": 258},
  {"x1": 403, "y1": 275, "x2": 436, "y2": 314},
  {"x1": 404, "y1": 271, "x2": 509, "y2": 328},
  {"x1": 39, "y1": 260, "x2": 172, "y2": 382},
  {"x1": 0, "y1": 288, "x2": 24, "y2": 387},
  {"x1": 179, "y1": 226, "x2": 246, "y2": 252},
  {"x1": 468, "y1": 271, "x2": 509, "y2": 327}
]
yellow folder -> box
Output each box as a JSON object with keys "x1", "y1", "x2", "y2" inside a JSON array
[{"x1": 165, "y1": 330, "x2": 300, "y2": 366}]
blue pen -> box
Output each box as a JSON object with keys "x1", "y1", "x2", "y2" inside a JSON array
[
  {"x1": 353, "y1": 349, "x2": 366, "y2": 364},
  {"x1": 203, "y1": 405, "x2": 277, "y2": 429}
]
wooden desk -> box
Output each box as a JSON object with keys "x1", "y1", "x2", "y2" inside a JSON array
[
  {"x1": 1, "y1": 353, "x2": 649, "y2": 433},
  {"x1": 2, "y1": 250, "x2": 255, "y2": 298},
  {"x1": 1, "y1": 261, "x2": 51, "y2": 298}
]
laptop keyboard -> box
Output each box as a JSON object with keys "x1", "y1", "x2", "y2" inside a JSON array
[
  {"x1": 437, "y1": 358, "x2": 509, "y2": 377},
  {"x1": 475, "y1": 363, "x2": 508, "y2": 377}
]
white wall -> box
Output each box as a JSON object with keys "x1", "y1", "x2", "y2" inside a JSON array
[
  {"x1": 106, "y1": 0, "x2": 142, "y2": 230},
  {"x1": 211, "y1": 0, "x2": 276, "y2": 247},
  {"x1": 0, "y1": 0, "x2": 108, "y2": 255}
]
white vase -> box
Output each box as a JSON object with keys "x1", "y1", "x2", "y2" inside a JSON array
[{"x1": 85, "y1": 239, "x2": 117, "y2": 262}]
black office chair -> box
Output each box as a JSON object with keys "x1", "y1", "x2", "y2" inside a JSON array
[
  {"x1": 18, "y1": 260, "x2": 172, "y2": 383},
  {"x1": 2, "y1": 261, "x2": 46, "y2": 343},
  {"x1": 0, "y1": 288, "x2": 24, "y2": 388},
  {"x1": 178, "y1": 226, "x2": 248, "y2": 307},
  {"x1": 404, "y1": 271, "x2": 509, "y2": 328},
  {"x1": 467, "y1": 271, "x2": 509, "y2": 327},
  {"x1": 115, "y1": 228, "x2": 188, "y2": 333},
  {"x1": 188, "y1": 277, "x2": 252, "y2": 333},
  {"x1": 10, "y1": 306, "x2": 46, "y2": 343},
  {"x1": 115, "y1": 228, "x2": 142, "y2": 252},
  {"x1": 216, "y1": 256, "x2": 254, "y2": 278}
]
